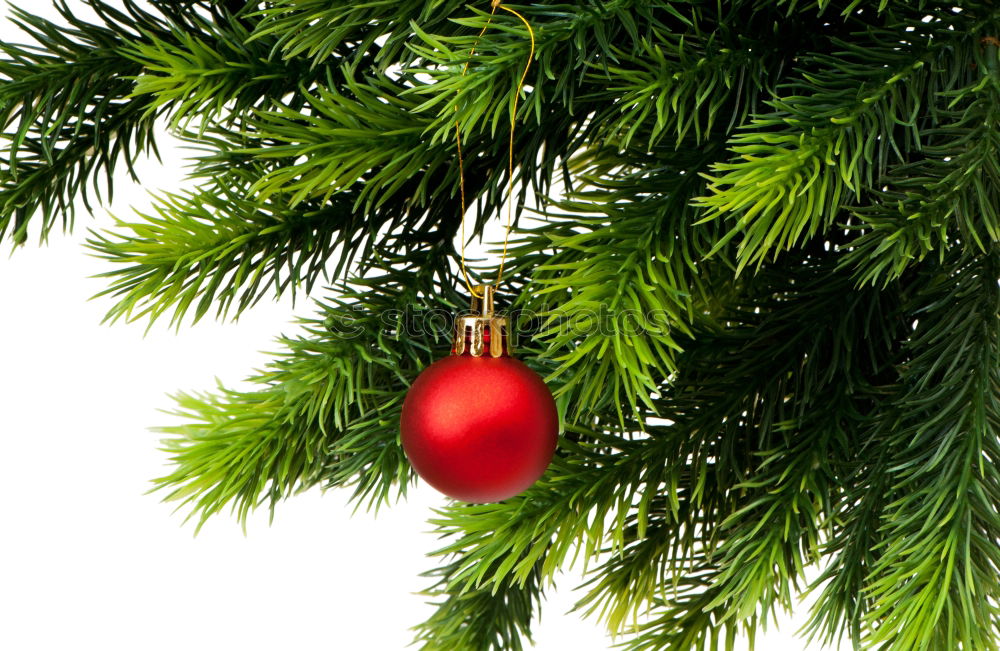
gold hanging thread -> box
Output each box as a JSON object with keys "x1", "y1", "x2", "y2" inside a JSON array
[{"x1": 456, "y1": 1, "x2": 535, "y2": 299}]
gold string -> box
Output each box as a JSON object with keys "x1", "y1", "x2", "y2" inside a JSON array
[{"x1": 456, "y1": 0, "x2": 535, "y2": 298}]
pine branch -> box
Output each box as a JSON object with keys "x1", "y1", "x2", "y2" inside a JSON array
[
  {"x1": 244, "y1": 75, "x2": 437, "y2": 209},
  {"x1": 87, "y1": 177, "x2": 364, "y2": 327},
  {"x1": 512, "y1": 142, "x2": 729, "y2": 422},
  {"x1": 414, "y1": 555, "x2": 545, "y2": 651},
  {"x1": 0, "y1": 0, "x2": 312, "y2": 244},
  {"x1": 405, "y1": 0, "x2": 685, "y2": 146},
  {"x1": 695, "y1": 9, "x2": 976, "y2": 272},
  {"x1": 426, "y1": 427, "x2": 652, "y2": 597},
  {"x1": 804, "y1": 446, "x2": 892, "y2": 647},
  {"x1": 621, "y1": 571, "x2": 753, "y2": 650},
  {"x1": 571, "y1": 252, "x2": 901, "y2": 649},
  {"x1": 573, "y1": 486, "x2": 733, "y2": 641},
  {"x1": 6, "y1": 1, "x2": 1000, "y2": 648},
  {"x1": 858, "y1": 251, "x2": 1000, "y2": 650},
  {"x1": 0, "y1": 1, "x2": 156, "y2": 242},
  {"x1": 846, "y1": 34, "x2": 1000, "y2": 285},
  {"x1": 152, "y1": 257, "x2": 459, "y2": 526},
  {"x1": 249, "y1": 0, "x2": 470, "y2": 68},
  {"x1": 582, "y1": 7, "x2": 770, "y2": 150},
  {"x1": 695, "y1": 262, "x2": 901, "y2": 637},
  {"x1": 85, "y1": 104, "x2": 522, "y2": 327},
  {"x1": 121, "y1": 7, "x2": 315, "y2": 131}
]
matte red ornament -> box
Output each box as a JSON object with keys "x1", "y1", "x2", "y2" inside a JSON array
[{"x1": 400, "y1": 286, "x2": 558, "y2": 502}]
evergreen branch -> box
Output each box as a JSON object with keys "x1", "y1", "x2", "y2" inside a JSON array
[
  {"x1": 0, "y1": 0, "x2": 308, "y2": 244},
  {"x1": 859, "y1": 251, "x2": 1000, "y2": 650},
  {"x1": 235, "y1": 66, "x2": 566, "y2": 268},
  {"x1": 405, "y1": 0, "x2": 703, "y2": 148},
  {"x1": 415, "y1": 427, "x2": 680, "y2": 639},
  {"x1": 87, "y1": 182, "x2": 363, "y2": 327},
  {"x1": 695, "y1": 12, "x2": 971, "y2": 272},
  {"x1": 414, "y1": 555, "x2": 545, "y2": 651},
  {"x1": 425, "y1": 428, "x2": 652, "y2": 596},
  {"x1": 6, "y1": 1, "x2": 1000, "y2": 647},
  {"x1": 803, "y1": 447, "x2": 891, "y2": 648},
  {"x1": 688, "y1": 263, "x2": 900, "y2": 644},
  {"x1": 0, "y1": 1, "x2": 156, "y2": 242},
  {"x1": 583, "y1": 9, "x2": 770, "y2": 150},
  {"x1": 573, "y1": 252, "x2": 900, "y2": 649},
  {"x1": 249, "y1": 0, "x2": 469, "y2": 68},
  {"x1": 846, "y1": 34, "x2": 1000, "y2": 285},
  {"x1": 696, "y1": 425, "x2": 834, "y2": 633},
  {"x1": 86, "y1": 107, "x2": 480, "y2": 327},
  {"x1": 152, "y1": 258, "x2": 459, "y2": 526},
  {"x1": 512, "y1": 143, "x2": 728, "y2": 422},
  {"x1": 244, "y1": 75, "x2": 435, "y2": 209},
  {"x1": 155, "y1": 383, "x2": 332, "y2": 531},
  {"x1": 776, "y1": 0, "x2": 890, "y2": 15},
  {"x1": 0, "y1": 0, "x2": 322, "y2": 245},
  {"x1": 619, "y1": 571, "x2": 752, "y2": 651},
  {"x1": 122, "y1": 8, "x2": 314, "y2": 131},
  {"x1": 573, "y1": 489, "x2": 731, "y2": 641},
  {"x1": 240, "y1": 60, "x2": 573, "y2": 233}
]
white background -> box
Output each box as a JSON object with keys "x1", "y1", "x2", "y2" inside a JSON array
[{"x1": 0, "y1": 2, "x2": 848, "y2": 649}]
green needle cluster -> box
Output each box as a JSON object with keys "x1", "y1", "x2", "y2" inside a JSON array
[{"x1": 2, "y1": 1, "x2": 999, "y2": 648}]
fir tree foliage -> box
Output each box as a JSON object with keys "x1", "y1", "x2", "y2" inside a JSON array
[{"x1": 3, "y1": 0, "x2": 1000, "y2": 649}]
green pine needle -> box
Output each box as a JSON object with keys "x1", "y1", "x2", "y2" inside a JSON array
[{"x1": 3, "y1": 0, "x2": 1000, "y2": 648}]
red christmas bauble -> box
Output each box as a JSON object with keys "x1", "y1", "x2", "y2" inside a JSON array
[{"x1": 400, "y1": 347, "x2": 558, "y2": 503}]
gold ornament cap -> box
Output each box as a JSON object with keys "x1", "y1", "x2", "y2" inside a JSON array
[{"x1": 453, "y1": 285, "x2": 512, "y2": 357}]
